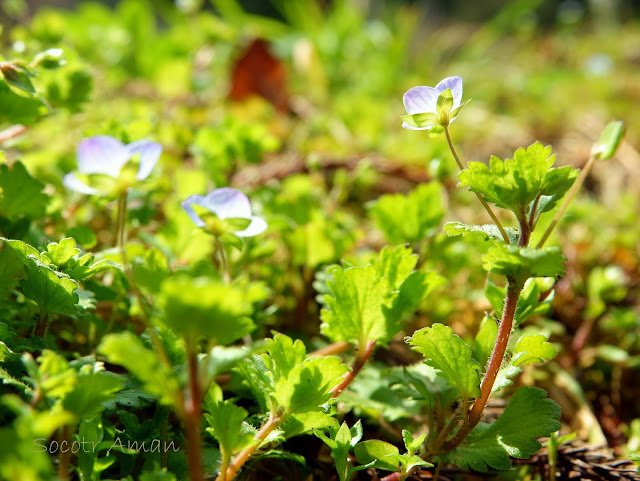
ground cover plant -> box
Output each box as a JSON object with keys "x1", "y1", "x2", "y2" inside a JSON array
[{"x1": 1, "y1": 1, "x2": 640, "y2": 480}]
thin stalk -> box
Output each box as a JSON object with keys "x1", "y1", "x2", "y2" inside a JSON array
[
  {"x1": 444, "y1": 126, "x2": 510, "y2": 244},
  {"x1": 114, "y1": 192, "x2": 173, "y2": 377},
  {"x1": 215, "y1": 237, "x2": 231, "y2": 284},
  {"x1": 442, "y1": 280, "x2": 523, "y2": 451},
  {"x1": 58, "y1": 424, "x2": 72, "y2": 481},
  {"x1": 184, "y1": 340, "x2": 204, "y2": 481},
  {"x1": 429, "y1": 400, "x2": 465, "y2": 454},
  {"x1": 330, "y1": 340, "x2": 377, "y2": 398},
  {"x1": 0, "y1": 124, "x2": 26, "y2": 144},
  {"x1": 528, "y1": 194, "x2": 542, "y2": 232},
  {"x1": 537, "y1": 156, "x2": 596, "y2": 248},
  {"x1": 33, "y1": 311, "x2": 49, "y2": 338},
  {"x1": 219, "y1": 411, "x2": 283, "y2": 481},
  {"x1": 309, "y1": 341, "x2": 351, "y2": 358},
  {"x1": 218, "y1": 453, "x2": 231, "y2": 481}
]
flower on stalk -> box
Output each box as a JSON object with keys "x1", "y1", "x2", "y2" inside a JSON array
[
  {"x1": 401, "y1": 76, "x2": 468, "y2": 136},
  {"x1": 63, "y1": 135, "x2": 162, "y2": 195},
  {"x1": 181, "y1": 188, "x2": 267, "y2": 238}
]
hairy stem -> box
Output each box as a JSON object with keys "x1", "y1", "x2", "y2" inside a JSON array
[
  {"x1": 444, "y1": 126, "x2": 510, "y2": 244},
  {"x1": 442, "y1": 280, "x2": 523, "y2": 450},
  {"x1": 537, "y1": 156, "x2": 596, "y2": 248},
  {"x1": 219, "y1": 412, "x2": 283, "y2": 481},
  {"x1": 330, "y1": 340, "x2": 377, "y2": 398},
  {"x1": 184, "y1": 341, "x2": 204, "y2": 481}
]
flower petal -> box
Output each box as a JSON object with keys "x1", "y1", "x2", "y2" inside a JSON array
[
  {"x1": 234, "y1": 216, "x2": 267, "y2": 237},
  {"x1": 126, "y1": 139, "x2": 162, "y2": 181},
  {"x1": 77, "y1": 136, "x2": 129, "y2": 178},
  {"x1": 181, "y1": 194, "x2": 207, "y2": 227},
  {"x1": 63, "y1": 172, "x2": 101, "y2": 195},
  {"x1": 201, "y1": 188, "x2": 252, "y2": 220},
  {"x1": 435, "y1": 76, "x2": 463, "y2": 109},
  {"x1": 403, "y1": 86, "x2": 439, "y2": 115}
]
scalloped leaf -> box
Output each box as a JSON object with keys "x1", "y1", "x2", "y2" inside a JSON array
[{"x1": 408, "y1": 323, "x2": 481, "y2": 399}]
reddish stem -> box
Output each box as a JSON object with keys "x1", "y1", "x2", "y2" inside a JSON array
[
  {"x1": 33, "y1": 312, "x2": 49, "y2": 338},
  {"x1": 218, "y1": 412, "x2": 282, "y2": 481},
  {"x1": 0, "y1": 124, "x2": 26, "y2": 144},
  {"x1": 442, "y1": 280, "x2": 522, "y2": 450},
  {"x1": 309, "y1": 341, "x2": 351, "y2": 358},
  {"x1": 330, "y1": 340, "x2": 377, "y2": 398},
  {"x1": 184, "y1": 342, "x2": 204, "y2": 481},
  {"x1": 58, "y1": 424, "x2": 72, "y2": 481}
]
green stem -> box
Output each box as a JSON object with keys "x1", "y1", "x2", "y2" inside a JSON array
[
  {"x1": 114, "y1": 191, "x2": 173, "y2": 376},
  {"x1": 444, "y1": 126, "x2": 510, "y2": 244},
  {"x1": 536, "y1": 156, "x2": 596, "y2": 248},
  {"x1": 215, "y1": 237, "x2": 231, "y2": 284},
  {"x1": 442, "y1": 280, "x2": 523, "y2": 451},
  {"x1": 184, "y1": 340, "x2": 204, "y2": 481}
]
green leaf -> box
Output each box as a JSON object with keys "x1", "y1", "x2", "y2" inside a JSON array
[
  {"x1": 314, "y1": 421, "x2": 363, "y2": 481},
  {"x1": 482, "y1": 244, "x2": 566, "y2": 284},
  {"x1": 408, "y1": 323, "x2": 481, "y2": 399},
  {"x1": 0, "y1": 161, "x2": 48, "y2": 220},
  {"x1": 62, "y1": 372, "x2": 124, "y2": 420},
  {"x1": 65, "y1": 226, "x2": 97, "y2": 249},
  {"x1": 160, "y1": 276, "x2": 266, "y2": 343},
  {"x1": 98, "y1": 332, "x2": 180, "y2": 406},
  {"x1": 264, "y1": 334, "x2": 307, "y2": 383},
  {"x1": 458, "y1": 142, "x2": 576, "y2": 216},
  {"x1": 448, "y1": 386, "x2": 561, "y2": 471},
  {"x1": 273, "y1": 355, "x2": 347, "y2": 415},
  {"x1": 77, "y1": 415, "x2": 103, "y2": 481},
  {"x1": 402, "y1": 429, "x2": 428, "y2": 456},
  {"x1": 392, "y1": 363, "x2": 459, "y2": 414},
  {"x1": 31, "y1": 48, "x2": 66, "y2": 69},
  {"x1": 239, "y1": 334, "x2": 346, "y2": 416},
  {"x1": 369, "y1": 183, "x2": 445, "y2": 244},
  {"x1": 0, "y1": 79, "x2": 47, "y2": 124},
  {"x1": 386, "y1": 453, "x2": 432, "y2": 472},
  {"x1": 473, "y1": 315, "x2": 498, "y2": 367},
  {"x1": 20, "y1": 259, "x2": 79, "y2": 316},
  {"x1": 44, "y1": 238, "x2": 80, "y2": 268},
  {"x1": 512, "y1": 334, "x2": 557, "y2": 367},
  {"x1": 354, "y1": 439, "x2": 400, "y2": 472},
  {"x1": 444, "y1": 221, "x2": 519, "y2": 245},
  {"x1": 0, "y1": 63, "x2": 36, "y2": 94},
  {"x1": 592, "y1": 120, "x2": 625, "y2": 160},
  {"x1": 282, "y1": 411, "x2": 335, "y2": 438},
  {"x1": 0, "y1": 247, "x2": 23, "y2": 295},
  {"x1": 205, "y1": 400, "x2": 255, "y2": 459},
  {"x1": 321, "y1": 246, "x2": 436, "y2": 349}
]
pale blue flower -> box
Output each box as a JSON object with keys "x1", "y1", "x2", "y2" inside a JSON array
[
  {"x1": 63, "y1": 135, "x2": 162, "y2": 195},
  {"x1": 402, "y1": 76, "x2": 463, "y2": 130},
  {"x1": 181, "y1": 188, "x2": 267, "y2": 237}
]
